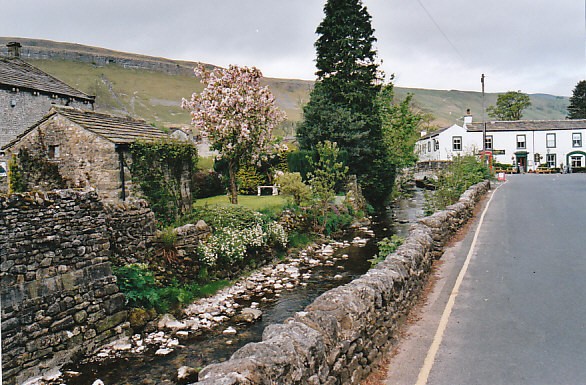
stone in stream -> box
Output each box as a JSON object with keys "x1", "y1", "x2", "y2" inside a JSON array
[
  {"x1": 233, "y1": 308, "x2": 263, "y2": 323},
  {"x1": 158, "y1": 314, "x2": 187, "y2": 331},
  {"x1": 177, "y1": 365, "x2": 200, "y2": 382},
  {"x1": 223, "y1": 326, "x2": 237, "y2": 335},
  {"x1": 155, "y1": 347, "x2": 174, "y2": 356}
]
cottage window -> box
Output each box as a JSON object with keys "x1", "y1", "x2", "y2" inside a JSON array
[
  {"x1": 434, "y1": 139, "x2": 439, "y2": 151},
  {"x1": 571, "y1": 155, "x2": 583, "y2": 168},
  {"x1": 546, "y1": 153, "x2": 556, "y2": 168},
  {"x1": 428, "y1": 141, "x2": 431, "y2": 152},
  {"x1": 452, "y1": 136, "x2": 462, "y2": 151},
  {"x1": 546, "y1": 133, "x2": 556, "y2": 148},
  {"x1": 516, "y1": 135, "x2": 526, "y2": 149},
  {"x1": 485, "y1": 135, "x2": 493, "y2": 150},
  {"x1": 48, "y1": 145, "x2": 60, "y2": 160},
  {"x1": 573, "y1": 133, "x2": 582, "y2": 147},
  {"x1": 0, "y1": 161, "x2": 7, "y2": 177}
]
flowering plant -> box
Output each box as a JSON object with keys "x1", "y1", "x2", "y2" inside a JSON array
[{"x1": 183, "y1": 64, "x2": 285, "y2": 204}]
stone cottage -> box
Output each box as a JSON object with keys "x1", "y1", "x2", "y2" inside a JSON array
[
  {"x1": 2, "y1": 105, "x2": 169, "y2": 201},
  {"x1": 0, "y1": 42, "x2": 95, "y2": 148}
]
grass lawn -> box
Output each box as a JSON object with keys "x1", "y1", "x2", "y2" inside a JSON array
[{"x1": 194, "y1": 194, "x2": 289, "y2": 212}]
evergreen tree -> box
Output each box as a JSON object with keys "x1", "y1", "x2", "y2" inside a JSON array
[
  {"x1": 297, "y1": 0, "x2": 392, "y2": 205},
  {"x1": 567, "y1": 80, "x2": 586, "y2": 119}
]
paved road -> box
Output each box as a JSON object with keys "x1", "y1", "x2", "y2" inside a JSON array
[{"x1": 384, "y1": 174, "x2": 586, "y2": 385}]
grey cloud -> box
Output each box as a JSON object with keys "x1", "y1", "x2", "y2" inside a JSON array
[{"x1": 0, "y1": 0, "x2": 583, "y2": 95}]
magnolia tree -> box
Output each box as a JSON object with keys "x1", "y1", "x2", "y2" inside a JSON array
[{"x1": 183, "y1": 65, "x2": 285, "y2": 204}]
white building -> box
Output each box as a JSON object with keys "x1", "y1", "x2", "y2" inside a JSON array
[{"x1": 416, "y1": 116, "x2": 586, "y2": 172}]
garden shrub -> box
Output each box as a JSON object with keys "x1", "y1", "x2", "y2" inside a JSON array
[
  {"x1": 236, "y1": 165, "x2": 267, "y2": 195},
  {"x1": 193, "y1": 170, "x2": 225, "y2": 198},
  {"x1": 112, "y1": 263, "x2": 229, "y2": 314},
  {"x1": 424, "y1": 155, "x2": 490, "y2": 215},
  {"x1": 275, "y1": 172, "x2": 311, "y2": 206}
]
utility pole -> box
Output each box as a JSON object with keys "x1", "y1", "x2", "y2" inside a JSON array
[{"x1": 481, "y1": 74, "x2": 487, "y2": 166}]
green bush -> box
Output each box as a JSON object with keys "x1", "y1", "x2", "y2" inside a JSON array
[
  {"x1": 369, "y1": 234, "x2": 404, "y2": 266},
  {"x1": 287, "y1": 231, "x2": 316, "y2": 249},
  {"x1": 112, "y1": 264, "x2": 229, "y2": 314},
  {"x1": 424, "y1": 155, "x2": 490, "y2": 215},
  {"x1": 275, "y1": 172, "x2": 311, "y2": 205},
  {"x1": 192, "y1": 170, "x2": 225, "y2": 198},
  {"x1": 236, "y1": 165, "x2": 267, "y2": 195}
]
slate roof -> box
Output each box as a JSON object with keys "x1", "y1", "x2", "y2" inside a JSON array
[
  {"x1": 0, "y1": 57, "x2": 94, "y2": 101},
  {"x1": 2, "y1": 106, "x2": 168, "y2": 150},
  {"x1": 419, "y1": 126, "x2": 450, "y2": 140},
  {"x1": 466, "y1": 120, "x2": 586, "y2": 132}
]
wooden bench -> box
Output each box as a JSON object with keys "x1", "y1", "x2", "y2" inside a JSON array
[{"x1": 535, "y1": 168, "x2": 554, "y2": 174}]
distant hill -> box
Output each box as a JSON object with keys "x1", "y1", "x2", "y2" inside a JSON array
[{"x1": 0, "y1": 37, "x2": 569, "y2": 135}]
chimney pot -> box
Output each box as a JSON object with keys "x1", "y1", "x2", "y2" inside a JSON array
[
  {"x1": 464, "y1": 108, "x2": 473, "y2": 124},
  {"x1": 7, "y1": 42, "x2": 21, "y2": 58}
]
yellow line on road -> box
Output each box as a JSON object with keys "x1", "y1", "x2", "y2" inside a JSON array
[{"x1": 415, "y1": 182, "x2": 504, "y2": 385}]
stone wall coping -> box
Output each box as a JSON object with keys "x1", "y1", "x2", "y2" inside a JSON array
[{"x1": 193, "y1": 180, "x2": 491, "y2": 384}]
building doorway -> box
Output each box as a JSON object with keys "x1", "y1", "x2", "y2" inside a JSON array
[{"x1": 515, "y1": 152, "x2": 528, "y2": 173}]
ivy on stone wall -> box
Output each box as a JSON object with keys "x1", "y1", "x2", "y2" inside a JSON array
[
  {"x1": 129, "y1": 139, "x2": 198, "y2": 225},
  {"x1": 8, "y1": 149, "x2": 66, "y2": 193}
]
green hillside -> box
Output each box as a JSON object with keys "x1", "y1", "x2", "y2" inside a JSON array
[{"x1": 5, "y1": 38, "x2": 568, "y2": 134}]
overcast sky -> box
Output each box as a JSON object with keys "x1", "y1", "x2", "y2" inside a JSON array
[{"x1": 2, "y1": 0, "x2": 585, "y2": 96}]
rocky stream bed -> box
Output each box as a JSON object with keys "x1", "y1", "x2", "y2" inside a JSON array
[{"x1": 27, "y1": 189, "x2": 424, "y2": 385}]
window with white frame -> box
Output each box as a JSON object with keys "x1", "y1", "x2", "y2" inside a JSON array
[
  {"x1": 428, "y1": 141, "x2": 431, "y2": 152},
  {"x1": 571, "y1": 155, "x2": 583, "y2": 168},
  {"x1": 434, "y1": 139, "x2": 439, "y2": 151},
  {"x1": 484, "y1": 135, "x2": 493, "y2": 150},
  {"x1": 546, "y1": 133, "x2": 556, "y2": 148},
  {"x1": 546, "y1": 153, "x2": 556, "y2": 168},
  {"x1": 516, "y1": 135, "x2": 526, "y2": 149},
  {"x1": 452, "y1": 136, "x2": 462, "y2": 151},
  {"x1": 573, "y1": 133, "x2": 582, "y2": 147}
]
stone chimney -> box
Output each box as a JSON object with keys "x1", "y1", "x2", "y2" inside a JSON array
[
  {"x1": 7, "y1": 42, "x2": 21, "y2": 58},
  {"x1": 464, "y1": 108, "x2": 473, "y2": 125}
]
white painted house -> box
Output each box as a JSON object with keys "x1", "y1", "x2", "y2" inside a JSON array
[{"x1": 416, "y1": 115, "x2": 586, "y2": 172}]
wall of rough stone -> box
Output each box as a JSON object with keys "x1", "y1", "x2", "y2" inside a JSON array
[
  {"x1": 103, "y1": 199, "x2": 158, "y2": 265},
  {"x1": 193, "y1": 181, "x2": 491, "y2": 385},
  {"x1": 0, "y1": 88, "x2": 90, "y2": 148},
  {"x1": 0, "y1": 190, "x2": 130, "y2": 385},
  {"x1": 3, "y1": 114, "x2": 125, "y2": 201}
]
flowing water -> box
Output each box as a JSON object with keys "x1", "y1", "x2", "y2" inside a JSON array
[{"x1": 59, "y1": 189, "x2": 425, "y2": 385}]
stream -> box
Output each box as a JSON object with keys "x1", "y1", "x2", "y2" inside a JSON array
[{"x1": 57, "y1": 188, "x2": 425, "y2": 385}]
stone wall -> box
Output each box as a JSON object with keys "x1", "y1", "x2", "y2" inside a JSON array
[
  {"x1": 3, "y1": 113, "x2": 126, "y2": 201},
  {"x1": 0, "y1": 88, "x2": 90, "y2": 148},
  {"x1": 193, "y1": 181, "x2": 491, "y2": 385},
  {"x1": 0, "y1": 190, "x2": 130, "y2": 385},
  {"x1": 103, "y1": 199, "x2": 158, "y2": 264}
]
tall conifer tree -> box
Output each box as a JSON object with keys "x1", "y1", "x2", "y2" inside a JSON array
[
  {"x1": 567, "y1": 80, "x2": 586, "y2": 119},
  {"x1": 297, "y1": 0, "x2": 393, "y2": 205}
]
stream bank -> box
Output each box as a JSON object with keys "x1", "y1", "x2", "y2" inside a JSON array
[{"x1": 37, "y1": 189, "x2": 426, "y2": 385}]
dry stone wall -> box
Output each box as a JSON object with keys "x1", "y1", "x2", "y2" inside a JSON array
[
  {"x1": 103, "y1": 199, "x2": 157, "y2": 265},
  {"x1": 0, "y1": 190, "x2": 130, "y2": 385},
  {"x1": 193, "y1": 181, "x2": 491, "y2": 385}
]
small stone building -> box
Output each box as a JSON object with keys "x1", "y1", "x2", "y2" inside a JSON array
[
  {"x1": 0, "y1": 42, "x2": 95, "y2": 148},
  {"x1": 2, "y1": 105, "x2": 169, "y2": 201}
]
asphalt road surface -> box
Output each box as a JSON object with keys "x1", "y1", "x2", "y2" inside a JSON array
[{"x1": 384, "y1": 173, "x2": 586, "y2": 385}]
